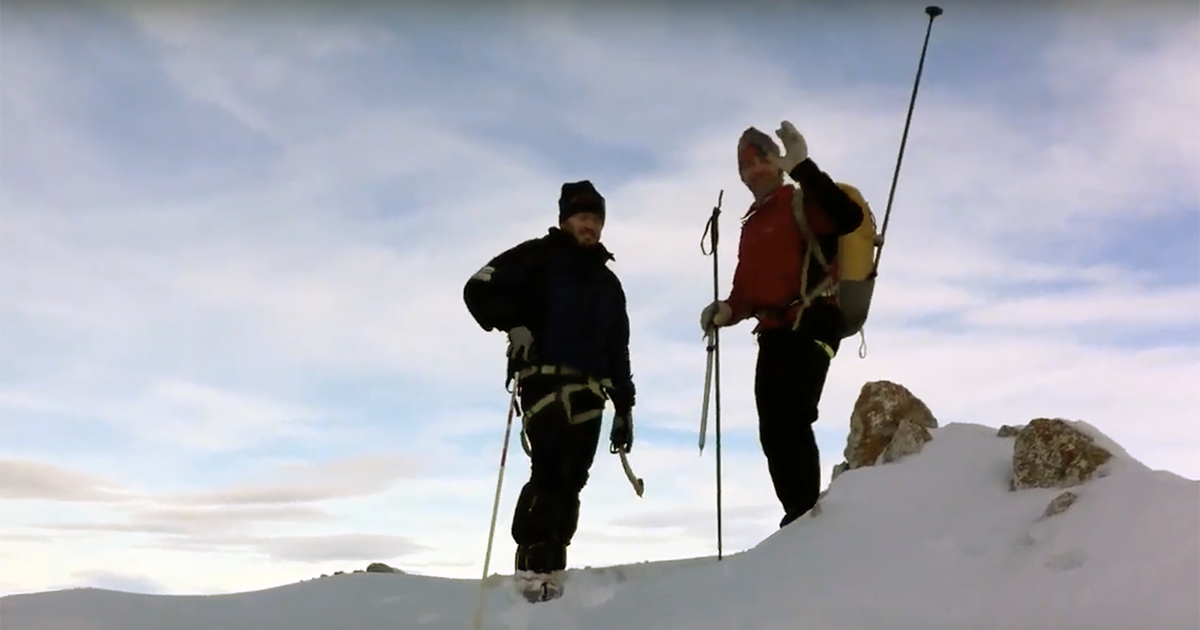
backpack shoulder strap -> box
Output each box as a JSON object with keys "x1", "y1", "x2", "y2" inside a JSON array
[
  {"x1": 791, "y1": 187, "x2": 831, "y2": 272},
  {"x1": 788, "y1": 187, "x2": 839, "y2": 332}
]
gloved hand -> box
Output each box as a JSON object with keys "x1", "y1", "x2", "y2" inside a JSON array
[
  {"x1": 506, "y1": 326, "x2": 534, "y2": 362},
  {"x1": 699, "y1": 300, "x2": 733, "y2": 334},
  {"x1": 772, "y1": 120, "x2": 809, "y2": 173},
  {"x1": 610, "y1": 412, "x2": 633, "y2": 454}
]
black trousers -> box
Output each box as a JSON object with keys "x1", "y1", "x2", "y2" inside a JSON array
[
  {"x1": 510, "y1": 372, "x2": 604, "y2": 573},
  {"x1": 754, "y1": 326, "x2": 838, "y2": 528}
]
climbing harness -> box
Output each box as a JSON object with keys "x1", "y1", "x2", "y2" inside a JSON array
[{"x1": 513, "y1": 364, "x2": 613, "y2": 456}]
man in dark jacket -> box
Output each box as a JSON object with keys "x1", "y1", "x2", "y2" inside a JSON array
[
  {"x1": 699, "y1": 121, "x2": 863, "y2": 529},
  {"x1": 463, "y1": 180, "x2": 635, "y2": 583}
]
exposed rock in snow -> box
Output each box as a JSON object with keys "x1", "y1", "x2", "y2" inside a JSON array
[
  {"x1": 843, "y1": 380, "x2": 938, "y2": 469},
  {"x1": 830, "y1": 461, "x2": 850, "y2": 482},
  {"x1": 997, "y1": 424, "x2": 1024, "y2": 438},
  {"x1": 364, "y1": 563, "x2": 404, "y2": 574},
  {"x1": 880, "y1": 417, "x2": 934, "y2": 464},
  {"x1": 1040, "y1": 490, "x2": 1080, "y2": 519},
  {"x1": 1009, "y1": 417, "x2": 1115, "y2": 491}
]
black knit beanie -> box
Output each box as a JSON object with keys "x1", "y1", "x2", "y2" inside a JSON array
[{"x1": 559, "y1": 180, "x2": 606, "y2": 223}]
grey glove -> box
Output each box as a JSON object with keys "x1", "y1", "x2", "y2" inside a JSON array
[
  {"x1": 610, "y1": 412, "x2": 633, "y2": 454},
  {"x1": 772, "y1": 120, "x2": 809, "y2": 173},
  {"x1": 699, "y1": 300, "x2": 732, "y2": 334},
  {"x1": 506, "y1": 326, "x2": 534, "y2": 362}
]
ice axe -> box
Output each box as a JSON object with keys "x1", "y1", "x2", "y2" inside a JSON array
[{"x1": 618, "y1": 448, "x2": 644, "y2": 497}]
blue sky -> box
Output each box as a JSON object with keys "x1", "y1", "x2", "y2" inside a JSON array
[{"x1": 1, "y1": 0, "x2": 1197, "y2": 596}]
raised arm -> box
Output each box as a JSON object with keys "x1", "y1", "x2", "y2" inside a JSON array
[
  {"x1": 772, "y1": 120, "x2": 864, "y2": 236},
  {"x1": 788, "y1": 158, "x2": 864, "y2": 236}
]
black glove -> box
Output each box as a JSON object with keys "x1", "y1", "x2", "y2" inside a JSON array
[{"x1": 610, "y1": 412, "x2": 633, "y2": 454}]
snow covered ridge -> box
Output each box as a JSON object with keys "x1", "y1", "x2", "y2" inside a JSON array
[{"x1": 3, "y1": 380, "x2": 1198, "y2": 630}]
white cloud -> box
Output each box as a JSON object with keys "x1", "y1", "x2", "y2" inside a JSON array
[
  {"x1": 256, "y1": 533, "x2": 426, "y2": 563},
  {"x1": 0, "y1": 377, "x2": 324, "y2": 453},
  {"x1": 0, "y1": 460, "x2": 132, "y2": 502},
  {"x1": 125, "y1": 380, "x2": 324, "y2": 451},
  {"x1": 171, "y1": 453, "x2": 428, "y2": 505},
  {"x1": 956, "y1": 283, "x2": 1199, "y2": 330},
  {"x1": 39, "y1": 505, "x2": 334, "y2": 536}
]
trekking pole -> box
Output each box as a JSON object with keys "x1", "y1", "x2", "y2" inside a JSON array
[
  {"x1": 699, "y1": 189, "x2": 724, "y2": 561},
  {"x1": 875, "y1": 5, "x2": 944, "y2": 276},
  {"x1": 472, "y1": 374, "x2": 520, "y2": 630}
]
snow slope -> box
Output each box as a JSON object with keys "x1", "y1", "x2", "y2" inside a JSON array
[{"x1": 3, "y1": 422, "x2": 1197, "y2": 630}]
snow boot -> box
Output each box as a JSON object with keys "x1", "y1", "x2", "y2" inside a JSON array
[{"x1": 514, "y1": 542, "x2": 567, "y2": 603}]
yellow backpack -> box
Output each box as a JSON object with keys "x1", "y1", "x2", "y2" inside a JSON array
[
  {"x1": 791, "y1": 182, "x2": 881, "y2": 346},
  {"x1": 831, "y1": 182, "x2": 882, "y2": 338}
]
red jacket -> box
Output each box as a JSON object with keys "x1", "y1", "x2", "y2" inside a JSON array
[{"x1": 725, "y1": 159, "x2": 865, "y2": 335}]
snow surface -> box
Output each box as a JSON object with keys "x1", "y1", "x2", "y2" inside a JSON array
[{"x1": 3, "y1": 422, "x2": 1197, "y2": 630}]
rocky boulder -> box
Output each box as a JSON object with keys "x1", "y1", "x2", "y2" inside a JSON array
[
  {"x1": 1007, "y1": 418, "x2": 1114, "y2": 491},
  {"x1": 365, "y1": 562, "x2": 403, "y2": 574},
  {"x1": 997, "y1": 424, "x2": 1023, "y2": 438},
  {"x1": 842, "y1": 380, "x2": 939, "y2": 470}
]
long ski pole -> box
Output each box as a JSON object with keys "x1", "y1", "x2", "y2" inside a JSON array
[
  {"x1": 472, "y1": 376, "x2": 520, "y2": 630},
  {"x1": 875, "y1": 5, "x2": 944, "y2": 275},
  {"x1": 699, "y1": 189, "x2": 724, "y2": 561}
]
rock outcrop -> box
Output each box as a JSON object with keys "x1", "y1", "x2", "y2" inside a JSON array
[
  {"x1": 842, "y1": 380, "x2": 939, "y2": 470},
  {"x1": 1040, "y1": 491, "x2": 1079, "y2": 519},
  {"x1": 1007, "y1": 418, "x2": 1114, "y2": 491},
  {"x1": 997, "y1": 424, "x2": 1023, "y2": 438}
]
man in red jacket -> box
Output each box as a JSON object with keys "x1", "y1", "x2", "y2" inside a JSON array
[{"x1": 700, "y1": 121, "x2": 864, "y2": 528}]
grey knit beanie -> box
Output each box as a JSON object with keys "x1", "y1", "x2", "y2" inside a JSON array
[{"x1": 737, "y1": 126, "x2": 780, "y2": 163}]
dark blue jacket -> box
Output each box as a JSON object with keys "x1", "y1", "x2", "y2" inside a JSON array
[{"x1": 463, "y1": 227, "x2": 635, "y2": 415}]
